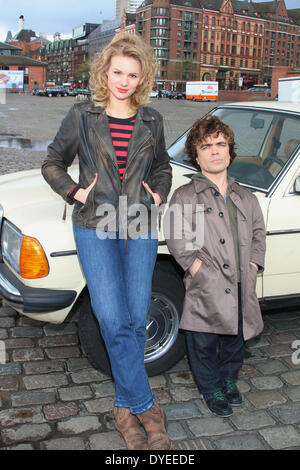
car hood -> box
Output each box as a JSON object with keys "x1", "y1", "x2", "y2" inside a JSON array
[{"x1": 0, "y1": 167, "x2": 78, "y2": 233}]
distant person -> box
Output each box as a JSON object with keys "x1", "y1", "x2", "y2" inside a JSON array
[
  {"x1": 42, "y1": 32, "x2": 172, "y2": 450},
  {"x1": 165, "y1": 115, "x2": 266, "y2": 417}
]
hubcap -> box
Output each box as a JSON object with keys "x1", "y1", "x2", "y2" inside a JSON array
[{"x1": 144, "y1": 292, "x2": 179, "y2": 363}]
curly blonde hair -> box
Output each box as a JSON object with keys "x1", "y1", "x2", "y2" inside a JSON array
[{"x1": 89, "y1": 32, "x2": 157, "y2": 109}]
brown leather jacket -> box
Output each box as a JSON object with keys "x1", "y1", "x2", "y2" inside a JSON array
[{"x1": 42, "y1": 101, "x2": 172, "y2": 235}]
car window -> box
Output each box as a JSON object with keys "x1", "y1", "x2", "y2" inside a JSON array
[{"x1": 169, "y1": 107, "x2": 300, "y2": 191}]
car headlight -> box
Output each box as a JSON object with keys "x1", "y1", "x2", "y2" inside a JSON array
[{"x1": 1, "y1": 219, "x2": 49, "y2": 279}]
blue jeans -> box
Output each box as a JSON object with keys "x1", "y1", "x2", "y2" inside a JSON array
[{"x1": 73, "y1": 224, "x2": 158, "y2": 414}]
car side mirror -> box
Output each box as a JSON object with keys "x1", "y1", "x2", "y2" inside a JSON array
[{"x1": 294, "y1": 176, "x2": 300, "y2": 194}]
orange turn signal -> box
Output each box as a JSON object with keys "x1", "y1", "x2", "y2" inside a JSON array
[{"x1": 20, "y1": 235, "x2": 49, "y2": 279}]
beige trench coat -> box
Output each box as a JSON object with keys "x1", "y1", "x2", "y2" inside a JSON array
[{"x1": 165, "y1": 178, "x2": 266, "y2": 341}]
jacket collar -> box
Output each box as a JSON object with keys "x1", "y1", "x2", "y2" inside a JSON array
[
  {"x1": 88, "y1": 102, "x2": 154, "y2": 122},
  {"x1": 192, "y1": 173, "x2": 244, "y2": 199}
]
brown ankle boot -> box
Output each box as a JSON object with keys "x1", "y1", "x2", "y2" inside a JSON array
[
  {"x1": 113, "y1": 406, "x2": 148, "y2": 450},
  {"x1": 136, "y1": 402, "x2": 172, "y2": 450}
]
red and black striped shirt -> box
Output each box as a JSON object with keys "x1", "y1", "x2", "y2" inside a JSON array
[{"x1": 107, "y1": 114, "x2": 136, "y2": 183}]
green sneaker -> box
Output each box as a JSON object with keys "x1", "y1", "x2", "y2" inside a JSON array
[
  {"x1": 203, "y1": 390, "x2": 233, "y2": 417},
  {"x1": 223, "y1": 379, "x2": 243, "y2": 406}
]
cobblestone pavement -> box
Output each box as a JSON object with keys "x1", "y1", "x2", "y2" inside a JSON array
[{"x1": 1, "y1": 95, "x2": 300, "y2": 451}]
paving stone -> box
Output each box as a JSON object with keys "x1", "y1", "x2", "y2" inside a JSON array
[
  {"x1": 12, "y1": 347, "x2": 44, "y2": 362},
  {"x1": 0, "y1": 407, "x2": 44, "y2": 427},
  {"x1": 3, "y1": 443, "x2": 34, "y2": 450},
  {"x1": 43, "y1": 323, "x2": 78, "y2": 336},
  {"x1": 284, "y1": 385, "x2": 300, "y2": 402},
  {"x1": 269, "y1": 403, "x2": 300, "y2": 425},
  {"x1": 215, "y1": 434, "x2": 266, "y2": 450},
  {"x1": 246, "y1": 391, "x2": 287, "y2": 409},
  {"x1": 84, "y1": 397, "x2": 114, "y2": 414},
  {"x1": 0, "y1": 317, "x2": 15, "y2": 328},
  {"x1": 0, "y1": 329, "x2": 8, "y2": 340},
  {"x1": 259, "y1": 425, "x2": 300, "y2": 449},
  {"x1": 167, "y1": 420, "x2": 188, "y2": 440},
  {"x1": 149, "y1": 374, "x2": 167, "y2": 388},
  {"x1": 175, "y1": 438, "x2": 213, "y2": 450},
  {"x1": 71, "y1": 368, "x2": 106, "y2": 384},
  {"x1": 263, "y1": 344, "x2": 293, "y2": 358},
  {"x1": 39, "y1": 334, "x2": 78, "y2": 348},
  {"x1": 57, "y1": 416, "x2": 101, "y2": 435},
  {"x1": 12, "y1": 326, "x2": 43, "y2": 338},
  {"x1": 45, "y1": 346, "x2": 81, "y2": 359},
  {"x1": 0, "y1": 363, "x2": 22, "y2": 375},
  {"x1": 23, "y1": 360, "x2": 65, "y2": 375},
  {"x1": 89, "y1": 431, "x2": 126, "y2": 450},
  {"x1": 164, "y1": 402, "x2": 201, "y2": 420},
  {"x1": 58, "y1": 385, "x2": 93, "y2": 402},
  {"x1": 66, "y1": 357, "x2": 91, "y2": 371},
  {"x1": 250, "y1": 376, "x2": 284, "y2": 390},
  {"x1": 186, "y1": 417, "x2": 233, "y2": 437},
  {"x1": 0, "y1": 306, "x2": 18, "y2": 317},
  {"x1": 43, "y1": 402, "x2": 80, "y2": 421},
  {"x1": 5, "y1": 338, "x2": 35, "y2": 350},
  {"x1": 40, "y1": 437, "x2": 85, "y2": 450},
  {"x1": 281, "y1": 370, "x2": 300, "y2": 386},
  {"x1": 256, "y1": 359, "x2": 288, "y2": 375},
  {"x1": 12, "y1": 389, "x2": 56, "y2": 407},
  {"x1": 169, "y1": 371, "x2": 195, "y2": 385},
  {"x1": 23, "y1": 373, "x2": 69, "y2": 390},
  {"x1": 0, "y1": 376, "x2": 19, "y2": 391},
  {"x1": 170, "y1": 386, "x2": 201, "y2": 402},
  {"x1": 230, "y1": 410, "x2": 276, "y2": 430},
  {"x1": 1, "y1": 423, "x2": 52, "y2": 445},
  {"x1": 91, "y1": 381, "x2": 115, "y2": 398}
]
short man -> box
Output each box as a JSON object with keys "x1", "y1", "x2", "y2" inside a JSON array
[{"x1": 165, "y1": 115, "x2": 266, "y2": 417}]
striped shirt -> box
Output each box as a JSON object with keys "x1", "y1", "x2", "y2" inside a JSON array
[{"x1": 107, "y1": 114, "x2": 136, "y2": 183}]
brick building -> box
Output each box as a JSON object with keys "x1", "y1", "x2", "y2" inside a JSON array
[
  {"x1": 253, "y1": 1, "x2": 300, "y2": 85},
  {"x1": 0, "y1": 41, "x2": 47, "y2": 91},
  {"x1": 136, "y1": 0, "x2": 300, "y2": 91}
]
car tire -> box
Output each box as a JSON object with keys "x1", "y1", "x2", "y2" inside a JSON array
[{"x1": 78, "y1": 261, "x2": 186, "y2": 377}]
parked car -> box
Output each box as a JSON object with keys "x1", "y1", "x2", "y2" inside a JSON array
[
  {"x1": 44, "y1": 86, "x2": 69, "y2": 97},
  {"x1": 34, "y1": 88, "x2": 46, "y2": 96},
  {"x1": 0, "y1": 101, "x2": 300, "y2": 376},
  {"x1": 169, "y1": 91, "x2": 185, "y2": 100},
  {"x1": 31, "y1": 88, "x2": 44, "y2": 96},
  {"x1": 247, "y1": 85, "x2": 271, "y2": 94},
  {"x1": 149, "y1": 90, "x2": 158, "y2": 98}
]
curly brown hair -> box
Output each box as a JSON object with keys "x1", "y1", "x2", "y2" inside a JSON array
[
  {"x1": 89, "y1": 32, "x2": 157, "y2": 109},
  {"x1": 185, "y1": 115, "x2": 236, "y2": 171}
]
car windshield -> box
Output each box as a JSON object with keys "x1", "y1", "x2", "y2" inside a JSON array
[{"x1": 168, "y1": 106, "x2": 300, "y2": 191}]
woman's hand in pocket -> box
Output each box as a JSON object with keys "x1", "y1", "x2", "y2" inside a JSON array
[
  {"x1": 74, "y1": 173, "x2": 98, "y2": 204},
  {"x1": 142, "y1": 181, "x2": 162, "y2": 206}
]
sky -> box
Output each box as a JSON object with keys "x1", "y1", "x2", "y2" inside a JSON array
[
  {"x1": 0, "y1": 0, "x2": 299, "y2": 43},
  {"x1": 0, "y1": 0, "x2": 116, "y2": 42}
]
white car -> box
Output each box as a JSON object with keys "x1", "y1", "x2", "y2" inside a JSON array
[
  {"x1": 1, "y1": 101, "x2": 300, "y2": 376},
  {"x1": 149, "y1": 90, "x2": 158, "y2": 98}
]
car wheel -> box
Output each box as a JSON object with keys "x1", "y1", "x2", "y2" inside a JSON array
[
  {"x1": 78, "y1": 261, "x2": 186, "y2": 377},
  {"x1": 48, "y1": 93, "x2": 52, "y2": 97}
]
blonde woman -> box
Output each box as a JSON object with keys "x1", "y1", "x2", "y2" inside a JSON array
[{"x1": 42, "y1": 33, "x2": 172, "y2": 450}]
